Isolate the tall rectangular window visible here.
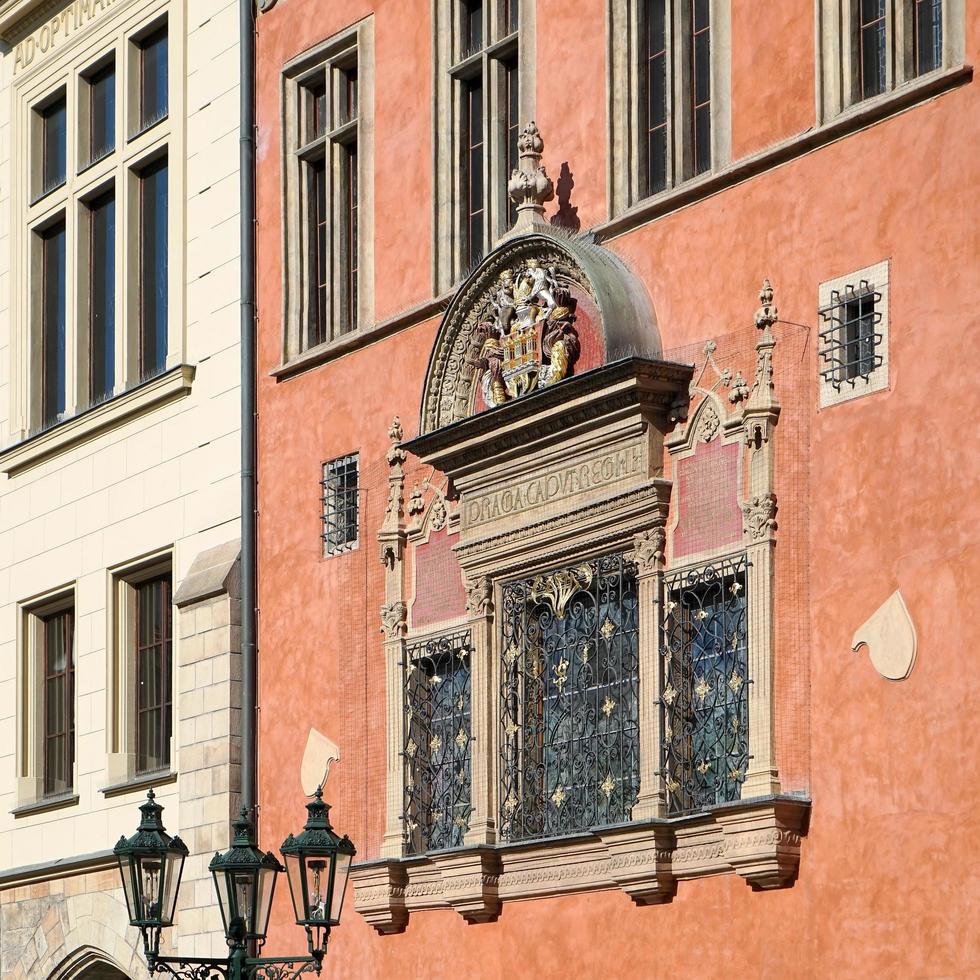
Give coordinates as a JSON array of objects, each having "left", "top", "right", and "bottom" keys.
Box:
[
  {"left": 136, "top": 574, "right": 173, "bottom": 774},
  {"left": 463, "top": 78, "right": 485, "bottom": 268},
  {"left": 643, "top": 0, "right": 668, "bottom": 195},
  {"left": 505, "top": 59, "right": 520, "bottom": 228},
  {"left": 858, "top": 0, "right": 887, "bottom": 99},
  {"left": 913, "top": 0, "right": 943, "bottom": 75},
  {"left": 43, "top": 608, "right": 75, "bottom": 797},
  {"left": 292, "top": 46, "right": 364, "bottom": 353},
  {"left": 661, "top": 556, "right": 748, "bottom": 815},
  {"left": 138, "top": 25, "right": 168, "bottom": 132},
  {"left": 89, "top": 191, "right": 116, "bottom": 404},
  {"left": 690, "top": 0, "right": 712, "bottom": 176},
  {"left": 321, "top": 453, "right": 359, "bottom": 556},
  {"left": 499, "top": 555, "right": 640, "bottom": 843},
  {"left": 41, "top": 221, "right": 67, "bottom": 428},
  {"left": 40, "top": 95, "right": 67, "bottom": 196},
  {"left": 88, "top": 61, "right": 116, "bottom": 164},
  {"left": 139, "top": 157, "right": 168, "bottom": 378}
]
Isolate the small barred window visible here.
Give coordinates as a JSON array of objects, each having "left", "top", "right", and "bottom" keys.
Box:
[
  {"left": 321, "top": 454, "right": 359, "bottom": 556},
  {"left": 499, "top": 554, "right": 640, "bottom": 843},
  {"left": 403, "top": 632, "right": 472, "bottom": 854},
  {"left": 817, "top": 261, "right": 889, "bottom": 407},
  {"left": 661, "top": 555, "right": 748, "bottom": 816}
]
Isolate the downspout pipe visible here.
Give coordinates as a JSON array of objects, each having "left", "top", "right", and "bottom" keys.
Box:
[{"left": 239, "top": 0, "right": 257, "bottom": 821}]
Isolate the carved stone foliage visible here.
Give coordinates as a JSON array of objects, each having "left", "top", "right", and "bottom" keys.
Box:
[
  {"left": 742, "top": 493, "right": 778, "bottom": 540},
  {"left": 464, "top": 575, "right": 493, "bottom": 618},
  {"left": 380, "top": 601, "right": 407, "bottom": 640},
  {"left": 632, "top": 527, "right": 665, "bottom": 573}
]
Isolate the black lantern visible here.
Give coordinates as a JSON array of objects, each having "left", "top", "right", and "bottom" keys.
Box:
[
  {"left": 209, "top": 808, "right": 284, "bottom": 945},
  {"left": 280, "top": 788, "right": 356, "bottom": 958},
  {"left": 113, "top": 789, "right": 188, "bottom": 956}
]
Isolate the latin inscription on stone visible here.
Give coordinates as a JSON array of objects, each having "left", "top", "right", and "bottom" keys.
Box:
[
  {"left": 14, "top": 0, "right": 120, "bottom": 75},
  {"left": 464, "top": 445, "right": 644, "bottom": 529}
]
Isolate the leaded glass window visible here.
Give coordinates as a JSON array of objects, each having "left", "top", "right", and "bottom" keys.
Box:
[
  {"left": 661, "top": 555, "right": 748, "bottom": 815},
  {"left": 499, "top": 555, "right": 640, "bottom": 843},
  {"left": 403, "top": 632, "right": 472, "bottom": 854}
]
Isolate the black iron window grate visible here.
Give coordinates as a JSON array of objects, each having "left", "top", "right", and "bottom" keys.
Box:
[
  {"left": 818, "top": 281, "right": 883, "bottom": 389},
  {"left": 499, "top": 554, "right": 640, "bottom": 843},
  {"left": 403, "top": 632, "right": 473, "bottom": 854},
  {"left": 661, "top": 554, "right": 749, "bottom": 816},
  {"left": 321, "top": 454, "right": 359, "bottom": 556}
]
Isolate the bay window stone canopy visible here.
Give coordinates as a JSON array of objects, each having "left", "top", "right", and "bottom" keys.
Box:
[{"left": 353, "top": 157, "right": 809, "bottom": 932}]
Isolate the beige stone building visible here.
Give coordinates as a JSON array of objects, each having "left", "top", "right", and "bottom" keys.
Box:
[{"left": 0, "top": 1, "right": 244, "bottom": 976}]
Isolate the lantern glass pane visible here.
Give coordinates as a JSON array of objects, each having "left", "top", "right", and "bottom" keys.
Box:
[
  {"left": 118, "top": 856, "right": 139, "bottom": 922},
  {"left": 306, "top": 857, "right": 331, "bottom": 923},
  {"left": 254, "top": 865, "right": 278, "bottom": 939},
  {"left": 212, "top": 869, "right": 231, "bottom": 932},
  {"left": 283, "top": 852, "right": 305, "bottom": 922},
  {"left": 159, "top": 849, "right": 184, "bottom": 924},
  {"left": 136, "top": 854, "right": 165, "bottom": 923},
  {"left": 330, "top": 852, "right": 353, "bottom": 923},
  {"left": 227, "top": 869, "right": 257, "bottom": 931}
]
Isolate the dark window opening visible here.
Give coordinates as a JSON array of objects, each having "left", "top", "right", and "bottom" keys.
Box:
[
  {"left": 690, "top": 0, "right": 711, "bottom": 176},
  {"left": 321, "top": 454, "right": 359, "bottom": 556},
  {"left": 818, "top": 282, "right": 883, "bottom": 389},
  {"left": 463, "top": 78, "right": 484, "bottom": 268},
  {"left": 462, "top": 0, "right": 483, "bottom": 55},
  {"left": 40, "top": 95, "right": 67, "bottom": 195},
  {"left": 138, "top": 157, "right": 168, "bottom": 379},
  {"left": 503, "top": 0, "right": 520, "bottom": 35},
  {"left": 644, "top": 0, "right": 668, "bottom": 195},
  {"left": 308, "top": 78, "right": 327, "bottom": 141},
  {"left": 858, "top": 0, "right": 887, "bottom": 99},
  {"left": 913, "top": 0, "right": 942, "bottom": 76},
  {"left": 341, "top": 66, "right": 358, "bottom": 125},
  {"left": 41, "top": 221, "right": 67, "bottom": 428},
  {"left": 89, "top": 191, "right": 116, "bottom": 405},
  {"left": 138, "top": 25, "right": 168, "bottom": 132},
  {"left": 505, "top": 59, "right": 520, "bottom": 228},
  {"left": 306, "top": 156, "right": 328, "bottom": 349},
  {"left": 343, "top": 145, "right": 358, "bottom": 333},
  {"left": 88, "top": 62, "right": 116, "bottom": 164},
  {"left": 136, "top": 574, "right": 173, "bottom": 775},
  {"left": 43, "top": 608, "right": 75, "bottom": 797}
]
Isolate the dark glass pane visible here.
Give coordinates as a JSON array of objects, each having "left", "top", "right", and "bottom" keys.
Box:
[
  {"left": 136, "top": 576, "right": 171, "bottom": 773},
  {"left": 506, "top": 61, "right": 519, "bottom": 227},
  {"left": 139, "top": 26, "right": 168, "bottom": 130},
  {"left": 506, "top": 0, "right": 520, "bottom": 33},
  {"left": 89, "top": 63, "right": 115, "bottom": 162},
  {"left": 861, "top": 0, "right": 884, "bottom": 20},
  {"left": 647, "top": 0, "right": 666, "bottom": 53},
  {"left": 694, "top": 106, "right": 711, "bottom": 174},
  {"left": 43, "top": 609, "right": 74, "bottom": 795},
  {"left": 463, "top": 0, "right": 483, "bottom": 52},
  {"left": 41, "top": 221, "right": 67, "bottom": 427},
  {"left": 915, "top": 0, "right": 942, "bottom": 75},
  {"left": 41, "top": 97, "right": 67, "bottom": 194},
  {"left": 89, "top": 192, "right": 115, "bottom": 404},
  {"left": 693, "top": 0, "right": 710, "bottom": 31},
  {"left": 694, "top": 30, "right": 711, "bottom": 104},
  {"left": 139, "top": 157, "right": 168, "bottom": 377},
  {"left": 648, "top": 52, "right": 666, "bottom": 128},
  {"left": 308, "top": 78, "right": 327, "bottom": 140},
  {"left": 344, "top": 144, "right": 358, "bottom": 332},
  {"left": 861, "top": 24, "right": 885, "bottom": 97},
  {"left": 465, "top": 79, "right": 484, "bottom": 265},
  {"left": 647, "top": 127, "right": 667, "bottom": 194},
  {"left": 343, "top": 67, "right": 358, "bottom": 123},
  {"left": 306, "top": 158, "right": 327, "bottom": 349}
]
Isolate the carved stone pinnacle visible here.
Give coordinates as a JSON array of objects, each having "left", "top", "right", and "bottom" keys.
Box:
[{"left": 507, "top": 121, "right": 555, "bottom": 234}]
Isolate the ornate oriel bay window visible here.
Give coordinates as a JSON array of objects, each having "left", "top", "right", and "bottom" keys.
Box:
[{"left": 353, "top": 130, "right": 808, "bottom": 932}]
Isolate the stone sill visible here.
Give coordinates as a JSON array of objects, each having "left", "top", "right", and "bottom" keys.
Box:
[
  {"left": 10, "top": 792, "right": 79, "bottom": 819},
  {"left": 595, "top": 63, "right": 973, "bottom": 243},
  {"left": 271, "top": 293, "right": 451, "bottom": 381},
  {"left": 99, "top": 768, "right": 177, "bottom": 799},
  {"left": 351, "top": 795, "right": 810, "bottom": 934},
  {"left": 0, "top": 365, "right": 195, "bottom": 477}
]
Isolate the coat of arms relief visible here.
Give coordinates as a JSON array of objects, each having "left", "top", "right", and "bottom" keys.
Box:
[{"left": 473, "top": 259, "right": 581, "bottom": 407}]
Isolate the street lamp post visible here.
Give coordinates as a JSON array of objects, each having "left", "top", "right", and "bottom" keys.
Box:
[{"left": 114, "top": 789, "right": 355, "bottom": 980}]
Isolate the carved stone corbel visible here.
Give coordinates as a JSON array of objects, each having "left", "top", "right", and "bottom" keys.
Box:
[
  {"left": 433, "top": 848, "right": 501, "bottom": 924},
  {"left": 600, "top": 825, "right": 676, "bottom": 906},
  {"left": 350, "top": 860, "right": 408, "bottom": 935},
  {"left": 715, "top": 797, "right": 809, "bottom": 891}
]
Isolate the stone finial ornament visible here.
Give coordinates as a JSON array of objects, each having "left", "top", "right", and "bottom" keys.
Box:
[
  {"left": 507, "top": 121, "right": 555, "bottom": 234},
  {"left": 852, "top": 590, "right": 917, "bottom": 680}
]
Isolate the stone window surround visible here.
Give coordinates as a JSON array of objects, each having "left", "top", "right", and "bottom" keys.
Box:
[
  {"left": 13, "top": 582, "right": 78, "bottom": 815},
  {"left": 814, "top": 0, "right": 965, "bottom": 121},
  {"left": 358, "top": 305, "right": 805, "bottom": 931},
  {"left": 279, "top": 18, "right": 375, "bottom": 366},
  {"left": 817, "top": 259, "right": 890, "bottom": 409},
  {"left": 105, "top": 546, "right": 176, "bottom": 790},
  {"left": 607, "top": 0, "right": 732, "bottom": 218},
  {"left": 432, "top": 0, "right": 537, "bottom": 293},
  {"left": 4, "top": 0, "right": 189, "bottom": 462}
]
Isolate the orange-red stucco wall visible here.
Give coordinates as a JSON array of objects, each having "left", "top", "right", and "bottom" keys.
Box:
[{"left": 253, "top": 0, "right": 980, "bottom": 975}]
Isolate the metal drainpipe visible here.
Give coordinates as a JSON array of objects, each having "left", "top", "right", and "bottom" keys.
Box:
[{"left": 239, "top": 0, "right": 257, "bottom": 823}]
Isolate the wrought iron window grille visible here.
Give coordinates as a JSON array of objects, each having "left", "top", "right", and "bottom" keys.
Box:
[
  {"left": 321, "top": 454, "right": 359, "bottom": 557},
  {"left": 403, "top": 632, "right": 473, "bottom": 855},
  {"left": 818, "top": 280, "right": 883, "bottom": 390},
  {"left": 661, "top": 554, "right": 749, "bottom": 816},
  {"left": 499, "top": 554, "right": 640, "bottom": 843}
]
